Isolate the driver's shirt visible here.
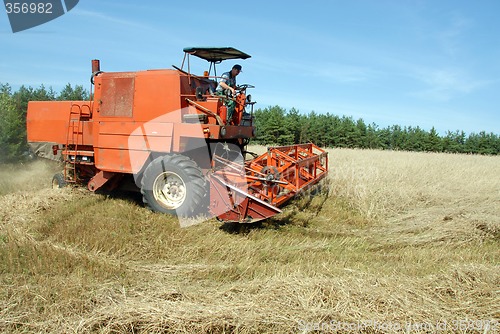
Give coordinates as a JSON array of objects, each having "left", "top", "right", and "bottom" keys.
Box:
[{"left": 216, "top": 71, "right": 236, "bottom": 93}]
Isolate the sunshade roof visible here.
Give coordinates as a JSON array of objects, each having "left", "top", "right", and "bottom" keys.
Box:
[{"left": 183, "top": 47, "right": 251, "bottom": 62}]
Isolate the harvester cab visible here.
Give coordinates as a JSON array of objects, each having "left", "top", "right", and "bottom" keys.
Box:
[
  {"left": 177, "top": 47, "right": 255, "bottom": 129},
  {"left": 26, "top": 47, "right": 328, "bottom": 226}
]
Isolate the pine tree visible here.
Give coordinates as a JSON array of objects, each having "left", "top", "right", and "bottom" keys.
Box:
[
  {"left": 58, "top": 83, "right": 89, "bottom": 101},
  {"left": 365, "top": 123, "right": 381, "bottom": 149},
  {"left": 425, "top": 127, "right": 442, "bottom": 152},
  {"left": 283, "top": 108, "right": 302, "bottom": 145},
  {"left": 253, "top": 105, "right": 290, "bottom": 145},
  {"left": 0, "top": 84, "right": 26, "bottom": 162}
]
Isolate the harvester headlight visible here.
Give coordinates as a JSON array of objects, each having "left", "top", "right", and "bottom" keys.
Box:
[{"left": 220, "top": 126, "right": 227, "bottom": 137}]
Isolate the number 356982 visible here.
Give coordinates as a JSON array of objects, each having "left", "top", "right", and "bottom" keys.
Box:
[{"left": 5, "top": 2, "right": 53, "bottom": 14}]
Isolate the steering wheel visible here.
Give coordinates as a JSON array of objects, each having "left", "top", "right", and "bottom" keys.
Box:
[
  {"left": 236, "top": 84, "right": 255, "bottom": 91},
  {"left": 225, "top": 84, "right": 255, "bottom": 99}
]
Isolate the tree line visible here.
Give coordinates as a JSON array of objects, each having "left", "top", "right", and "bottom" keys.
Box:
[
  {"left": 0, "top": 83, "right": 88, "bottom": 163},
  {"left": 0, "top": 84, "right": 498, "bottom": 164},
  {"left": 254, "top": 106, "right": 500, "bottom": 155}
]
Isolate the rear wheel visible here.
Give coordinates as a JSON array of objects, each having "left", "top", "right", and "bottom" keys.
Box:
[
  {"left": 52, "top": 173, "right": 67, "bottom": 189},
  {"left": 141, "top": 154, "right": 207, "bottom": 216}
]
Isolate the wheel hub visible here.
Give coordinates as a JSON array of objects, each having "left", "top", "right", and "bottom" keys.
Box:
[{"left": 153, "top": 172, "right": 187, "bottom": 210}]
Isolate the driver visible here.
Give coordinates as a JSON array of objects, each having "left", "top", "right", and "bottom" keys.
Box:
[{"left": 216, "top": 64, "right": 242, "bottom": 122}]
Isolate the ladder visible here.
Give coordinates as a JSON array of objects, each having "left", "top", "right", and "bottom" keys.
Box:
[{"left": 63, "top": 103, "right": 93, "bottom": 183}]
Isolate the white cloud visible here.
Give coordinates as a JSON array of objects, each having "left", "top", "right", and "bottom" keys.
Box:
[
  {"left": 312, "top": 63, "right": 374, "bottom": 83},
  {"left": 409, "top": 67, "right": 492, "bottom": 101},
  {"left": 437, "top": 13, "right": 473, "bottom": 56},
  {"left": 253, "top": 55, "right": 373, "bottom": 84},
  {"left": 72, "top": 8, "right": 154, "bottom": 31}
]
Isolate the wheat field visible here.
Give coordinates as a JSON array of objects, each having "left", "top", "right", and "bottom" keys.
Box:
[{"left": 0, "top": 147, "right": 498, "bottom": 333}]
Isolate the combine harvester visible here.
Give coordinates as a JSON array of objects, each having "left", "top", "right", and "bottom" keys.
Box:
[{"left": 27, "top": 47, "right": 328, "bottom": 224}]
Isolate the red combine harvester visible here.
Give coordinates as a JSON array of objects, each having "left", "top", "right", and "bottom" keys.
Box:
[{"left": 27, "top": 47, "right": 328, "bottom": 223}]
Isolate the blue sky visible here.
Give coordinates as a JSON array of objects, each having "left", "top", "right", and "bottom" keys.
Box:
[{"left": 1, "top": 0, "right": 499, "bottom": 135}]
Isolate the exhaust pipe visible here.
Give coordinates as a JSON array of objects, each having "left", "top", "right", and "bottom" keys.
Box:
[
  {"left": 92, "top": 59, "right": 100, "bottom": 73},
  {"left": 91, "top": 59, "right": 102, "bottom": 84}
]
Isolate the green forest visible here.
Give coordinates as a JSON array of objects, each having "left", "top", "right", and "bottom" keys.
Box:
[
  {"left": 0, "top": 83, "right": 498, "bottom": 163},
  {"left": 0, "top": 83, "right": 89, "bottom": 163},
  {"left": 253, "top": 106, "right": 500, "bottom": 155}
]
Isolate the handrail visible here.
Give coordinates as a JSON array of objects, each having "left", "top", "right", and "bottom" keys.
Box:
[{"left": 185, "top": 98, "right": 224, "bottom": 125}]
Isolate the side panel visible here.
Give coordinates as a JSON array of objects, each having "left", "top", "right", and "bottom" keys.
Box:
[
  {"left": 27, "top": 101, "right": 68, "bottom": 144},
  {"left": 132, "top": 70, "right": 182, "bottom": 122},
  {"left": 94, "top": 121, "right": 174, "bottom": 173},
  {"left": 26, "top": 101, "right": 94, "bottom": 145},
  {"left": 94, "top": 148, "right": 151, "bottom": 174},
  {"left": 92, "top": 70, "right": 182, "bottom": 174},
  {"left": 100, "top": 75, "right": 135, "bottom": 117}
]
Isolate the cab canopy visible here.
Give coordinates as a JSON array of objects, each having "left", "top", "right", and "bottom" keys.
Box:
[
  {"left": 183, "top": 47, "right": 251, "bottom": 62},
  {"left": 180, "top": 47, "right": 251, "bottom": 76}
]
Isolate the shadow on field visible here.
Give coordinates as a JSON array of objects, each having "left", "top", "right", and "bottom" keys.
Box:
[
  {"left": 219, "top": 182, "right": 332, "bottom": 235},
  {"left": 91, "top": 176, "right": 332, "bottom": 236},
  {"left": 219, "top": 221, "right": 264, "bottom": 234},
  {"left": 95, "top": 183, "right": 144, "bottom": 207},
  {"left": 218, "top": 203, "right": 320, "bottom": 235},
  {"left": 104, "top": 190, "right": 144, "bottom": 206}
]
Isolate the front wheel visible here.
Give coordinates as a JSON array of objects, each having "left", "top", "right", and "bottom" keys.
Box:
[{"left": 140, "top": 154, "right": 207, "bottom": 217}]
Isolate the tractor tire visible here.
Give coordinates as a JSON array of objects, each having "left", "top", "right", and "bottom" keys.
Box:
[
  {"left": 52, "top": 173, "right": 67, "bottom": 189},
  {"left": 140, "top": 154, "right": 207, "bottom": 217}
]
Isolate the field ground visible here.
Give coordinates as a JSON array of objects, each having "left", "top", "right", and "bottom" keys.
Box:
[{"left": 0, "top": 148, "right": 499, "bottom": 333}]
